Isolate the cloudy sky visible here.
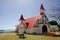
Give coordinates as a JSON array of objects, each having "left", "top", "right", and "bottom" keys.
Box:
[{"left": 0, "top": 0, "right": 60, "bottom": 30}]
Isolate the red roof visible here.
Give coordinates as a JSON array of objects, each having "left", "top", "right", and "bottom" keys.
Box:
[
  {"left": 40, "top": 4, "right": 45, "bottom": 10},
  {"left": 23, "top": 14, "right": 42, "bottom": 29}
]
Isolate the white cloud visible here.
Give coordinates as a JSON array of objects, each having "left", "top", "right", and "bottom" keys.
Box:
[{"left": 0, "top": 26, "right": 16, "bottom": 30}]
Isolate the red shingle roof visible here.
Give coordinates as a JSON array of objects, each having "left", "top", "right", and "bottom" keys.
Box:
[{"left": 23, "top": 14, "right": 42, "bottom": 29}]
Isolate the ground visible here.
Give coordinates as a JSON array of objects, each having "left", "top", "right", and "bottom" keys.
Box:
[{"left": 0, "top": 32, "right": 60, "bottom": 40}]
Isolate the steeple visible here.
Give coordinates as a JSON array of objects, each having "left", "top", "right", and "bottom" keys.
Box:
[
  {"left": 40, "top": 4, "right": 45, "bottom": 10},
  {"left": 19, "top": 14, "right": 25, "bottom": 21},
  {"left": 40, "top": 4, "right": 45, "bottom": 15}
]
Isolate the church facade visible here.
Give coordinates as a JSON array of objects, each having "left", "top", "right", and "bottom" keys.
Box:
[{"left": 16, "top": 4, "right": 50, "bottom": 34}]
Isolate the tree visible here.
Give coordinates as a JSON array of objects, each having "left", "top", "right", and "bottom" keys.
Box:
[
  {"left": 48, "top": 20, "right": 58, "bottom": 25},
  {"left": 58, "top": 24, "right": 60, "bottom": 28},
  {"left": 58, "top": 24, "right": 60, "bottom": 31}
]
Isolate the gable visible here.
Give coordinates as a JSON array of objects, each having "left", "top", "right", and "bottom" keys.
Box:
[
  {"left": 42, "top": 13, "right": 47, "bottom": 18},
  {"left": 41, "top": 13, "right": 48, "bottom": 24},
  {"left": 33, "top": 13, "right": 48, "bottom": 27}
]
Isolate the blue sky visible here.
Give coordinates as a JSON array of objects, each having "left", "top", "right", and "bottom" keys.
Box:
[{"left": 0, "top": 0, "right": 60, "bottom": 30}]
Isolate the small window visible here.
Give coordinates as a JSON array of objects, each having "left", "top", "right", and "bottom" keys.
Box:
[
  {"left": 42, "top": 15, "right": 45, "bottom": 18},
  {"left": 39, "top": 19, "right": 44, "bottom": 24},
  {"left": 45, "top": 19, "right": 47, "bottom": 24},
  {"left": 42, "top": 19, "right": 44, "bottom": 24},
  {"left": 42, "top": 14, "right": 46, "bottom": 18}
]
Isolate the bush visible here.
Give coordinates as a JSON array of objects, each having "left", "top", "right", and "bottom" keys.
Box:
[
  {"left": 48, "top": 20, "right": 58, "bottom": 25},
  {"left": 59, "top": 28, "right": 60, "bottom": 31},
  {"left": 58, "top": 24, "right": 60, "bottom": 28}
]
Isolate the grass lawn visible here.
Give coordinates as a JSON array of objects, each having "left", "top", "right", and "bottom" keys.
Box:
[{"left": 0, "top": 32, "right": 60, "bottom": 40}]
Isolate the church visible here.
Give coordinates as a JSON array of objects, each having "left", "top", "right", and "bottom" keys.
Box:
[{"left": 16, "top": 4, "right": 50, "bottom": 34}]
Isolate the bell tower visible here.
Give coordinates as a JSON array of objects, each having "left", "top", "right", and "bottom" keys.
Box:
[{"left": 40, "top": 4, "right": 45, "bottom": 15}]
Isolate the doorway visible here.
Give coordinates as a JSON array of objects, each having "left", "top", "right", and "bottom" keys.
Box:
[{"left": 42, "top": 25, "right": 47, "bottom": 34}]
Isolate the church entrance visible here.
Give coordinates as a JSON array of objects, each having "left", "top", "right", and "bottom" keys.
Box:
[{"left": 42, "top": 25, "right": 47, "bottom": 34}]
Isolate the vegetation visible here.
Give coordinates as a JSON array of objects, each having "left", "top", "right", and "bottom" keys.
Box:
[
  {"left": 58, "top": 24, "right": 60, "bottom": 31},
  {"left": 58, "top": 24, "right": 60, "bottom": 28},
  {"left": 48, "top": 20, "right": 60, "bottom": 31},
  {"left": 48, "top": 20, "right": 58, "bottom": 25},
  {"left": 0, "top": 33, "right": 60, "bottom": 40}
]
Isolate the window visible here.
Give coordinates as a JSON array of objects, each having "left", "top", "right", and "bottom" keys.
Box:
[
  {"left": 42, "top": 15, "right": 45, "bottom": 18},
  {"left": 42, "top": 19, "right": 44, "bottom": 24},
  {"left": 41, "top": 14, "right": 47, "bottom": 24},
  {"left": 45, "top": 19, "right": 47, "bottom": 24},
  {"left": 42, "top": 14, "right": 46, "bottom": 18},
  {"left": 38, "top": 19, "right": 44, "bottom": 24}
]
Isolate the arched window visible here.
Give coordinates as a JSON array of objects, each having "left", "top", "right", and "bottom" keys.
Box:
[
  {"left": 41, "top": 14, "right": 47, "bottom": 24},
  {"left": 42, "top": 19, "right": 44, "bottom": 24}
]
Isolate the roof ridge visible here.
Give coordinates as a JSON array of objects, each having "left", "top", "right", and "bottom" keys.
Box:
[{"left": 25, "top": 13, "right": 40, "bottom": 20}]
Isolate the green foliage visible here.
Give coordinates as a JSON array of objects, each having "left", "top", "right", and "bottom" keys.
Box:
[
  {"left": 58, "top": 24, "right": 60, "bottom": 28},
  {"left": 48, "top": 20, "right": 58, "bottom": 25},
  {"left": 59, "top": 28, "right": 60, "bottom": 31},
  {"left": 58, "top": 24, "right": 60, "bottom": 31}
]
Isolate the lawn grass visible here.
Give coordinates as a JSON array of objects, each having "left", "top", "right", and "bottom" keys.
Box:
[{"left": 0, "top": 32, "right": 60, "bottom": 40}]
